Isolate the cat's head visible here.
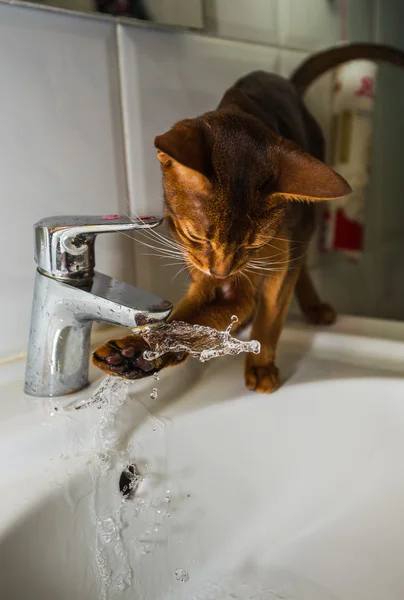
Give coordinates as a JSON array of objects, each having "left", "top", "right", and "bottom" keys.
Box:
[{"left": 155, "top": 110, "right": 350, "bottom": 279}]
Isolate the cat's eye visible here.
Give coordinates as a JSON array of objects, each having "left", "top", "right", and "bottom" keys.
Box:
[
  {"left": 184, "top": 230, "right": 207, "bottom": 244},
  {"left": 188, "top": 235, "right": 207, "bottom": 244}
]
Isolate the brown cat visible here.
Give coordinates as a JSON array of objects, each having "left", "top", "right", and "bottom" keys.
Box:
[{"left": 93, "top": 43, "right": 404, "bottom": 393}]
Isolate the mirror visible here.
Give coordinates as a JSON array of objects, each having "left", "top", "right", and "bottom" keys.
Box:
[{"left": 29, "top": 0, "right": 204, "bottom": 28}]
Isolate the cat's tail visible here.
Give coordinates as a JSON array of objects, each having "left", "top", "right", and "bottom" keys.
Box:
[{"left": 290, "top": 43, "right": 404, "bottom": 95}]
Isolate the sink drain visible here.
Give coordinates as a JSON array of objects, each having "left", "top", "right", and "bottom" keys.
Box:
[{"left": 119, "top": 463, "right": 141, "bottom": 498}]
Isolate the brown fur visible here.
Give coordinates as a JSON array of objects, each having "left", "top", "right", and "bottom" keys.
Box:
[{"left": 93, "top": 43, "right": 404, "bottom": 393}]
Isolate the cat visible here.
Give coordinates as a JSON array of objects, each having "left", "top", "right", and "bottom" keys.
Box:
[{"left": 93, "top": 43, "right": 404, "bottom": 393}]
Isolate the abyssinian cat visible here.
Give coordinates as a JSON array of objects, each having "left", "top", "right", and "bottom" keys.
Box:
[{"left": 93, "top": 43, "right": 404, "bottom": 393}]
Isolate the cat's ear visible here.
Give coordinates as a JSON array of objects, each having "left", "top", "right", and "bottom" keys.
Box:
[
  {"left": 154, "top": 121, "right": 209, "bottom": 176},
  {"left": 273, "top": 139, "right": 351, "bottom": 202}
]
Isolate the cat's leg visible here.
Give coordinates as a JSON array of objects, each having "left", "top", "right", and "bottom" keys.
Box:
[
  {"left": 93, "top": 278, "right": 256, "bottom": 379},
  {"left": 245, "top": 267, "right": 300, "bottom": 394},
  {"left": 295, "top": 263, "right": 336, "bottom": 325}
]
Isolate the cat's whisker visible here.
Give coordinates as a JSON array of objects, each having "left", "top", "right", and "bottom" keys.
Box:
[
  {"left": 129, "top": 236, "right": 184, "bottom": 257},
  {"left": 250, "top": 250, "right": 308, "bottom": 267},
  {"left": 140, "top": 251, "right": 185, "bottom": 261},
  {"left": 162, "top": 261, "right": 187, "bottom": 267},
  {"left": 138, "top": 225, "right": 186, "bottom": 252},
  {"left": 245, "top": 265, "right": 286, "bottom": 273},
  {"left": 139, "top": 251, "right": 185, "bottom": 264},
  {"left": 238, "top": 270, "right": 255, "bottom": 293},
  {"left": 252, "top": 247, "right": 291, "bottom": 261},
  {"left": 115, "top": 229, "right": 182, "bottom": 255},
  {"left": 129, "top": 211, "right": 187, "bottom": 252},
  {"left": 171, "top": 263, "right": 191, "bottom": 284},
  {"left": 129, "top": 225, "right": 184, "bottom": 253},
  {"left": 271, "top": 235, "right": 307, "bottom": 245},
  {"left": 120, "top": 210, "right": 187, "bottom": 253},
  {"left": 248, "top": 264, "right": 286, "bottom": 271}
]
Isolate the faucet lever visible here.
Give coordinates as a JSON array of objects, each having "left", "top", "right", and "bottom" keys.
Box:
[{"left": 34, "top": 214, "right": 162, "bottom": 283}]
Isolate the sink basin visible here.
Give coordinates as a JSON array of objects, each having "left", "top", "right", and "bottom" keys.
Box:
[{"left": 1, "top": 317, "right": 404, "bottom": 600}]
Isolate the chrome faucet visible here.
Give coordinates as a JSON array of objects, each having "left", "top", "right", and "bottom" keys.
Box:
[{"left": 24, "top": 215, "right": 172, "bottom": 397}]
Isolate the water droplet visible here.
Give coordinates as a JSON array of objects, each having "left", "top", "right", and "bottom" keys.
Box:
[
  {"left": 150, "top": 388, "right": 158, "bottom": 400},
  {"left": 153, "top": 372, "right": 160, "bottom": 381},
  {"left": 174, "top": 569, "right": 189, "bottom": 583},
  {"left": 225, "top": 314, "right": 239, "bottom": 334}
]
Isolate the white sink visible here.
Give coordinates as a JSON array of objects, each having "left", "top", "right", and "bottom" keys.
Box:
[{"left": 1, "top": 317, "right": 404, "bottom": 600}]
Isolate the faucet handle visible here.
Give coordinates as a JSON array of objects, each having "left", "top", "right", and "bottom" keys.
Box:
[{"left": 34, "top": 214, "right": 163, "bottom": 283}]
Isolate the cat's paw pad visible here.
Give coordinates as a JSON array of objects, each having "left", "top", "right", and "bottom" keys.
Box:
[
  {"left": 92, "top": 335, "right": 159, "bottom": 379},
  {"left": 304, "top": 302, "right": 336, "bottom": 325},
  {"left": 245, "top": 362, "right": 280, "bottom": 394}
]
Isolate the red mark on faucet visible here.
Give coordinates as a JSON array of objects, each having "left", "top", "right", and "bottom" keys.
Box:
[{"left": 102, "top": 214, "right": 121, "bottom": 220}]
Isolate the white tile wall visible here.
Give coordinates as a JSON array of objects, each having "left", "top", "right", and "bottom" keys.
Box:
[
  {"left": 276, "top": 0, "right": 340, "bottom": 50},
  {"left": 346, "top": 0, "right": 376, "bottom": 42},
  {"left": 0, "top": 3, "right": 130, "bottom": 360},
  {"left": 146, "top": 0, "right": 204, "bottom": 28},
  {"left": 204, "top": 0, "right": 278, "bottom": 46}
]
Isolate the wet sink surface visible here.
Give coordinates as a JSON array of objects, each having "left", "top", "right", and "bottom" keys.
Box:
[{"left": 1, "top": 317, "right": 404, "bottom": 600}]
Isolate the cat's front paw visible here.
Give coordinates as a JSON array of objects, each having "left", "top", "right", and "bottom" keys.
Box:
[
  {"left": 92, "top": 334, "right": 186, "bottom": 379},
  {"left": 93, "top": 335, "right": 157, "bottom": 379},
  {"left": 244, "top": 359, "right": 280, "bottom": 394}
]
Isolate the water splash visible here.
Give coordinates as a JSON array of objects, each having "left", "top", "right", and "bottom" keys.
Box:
[{"left": 140, "top": 316, "right": 260, "bottom": 363}]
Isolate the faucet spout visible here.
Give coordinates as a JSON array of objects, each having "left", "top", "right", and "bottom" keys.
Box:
[{"left": 24, "top": 271, "right": 172, "bottom": 397}]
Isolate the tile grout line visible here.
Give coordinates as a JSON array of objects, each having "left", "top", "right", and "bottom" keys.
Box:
[
  {"left": 115, "top": 22, "right": 154, "bottom": 292},
  {"left": 114, "top": 22, "right": 140, "bottom": 285},
  {"left": 115, "top": 22, "right": 133, "bottom": 214}
]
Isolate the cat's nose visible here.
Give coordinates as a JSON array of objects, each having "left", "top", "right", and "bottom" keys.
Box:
[{"left": 210, "top": 268, "right": 230, "bottom": 279}]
